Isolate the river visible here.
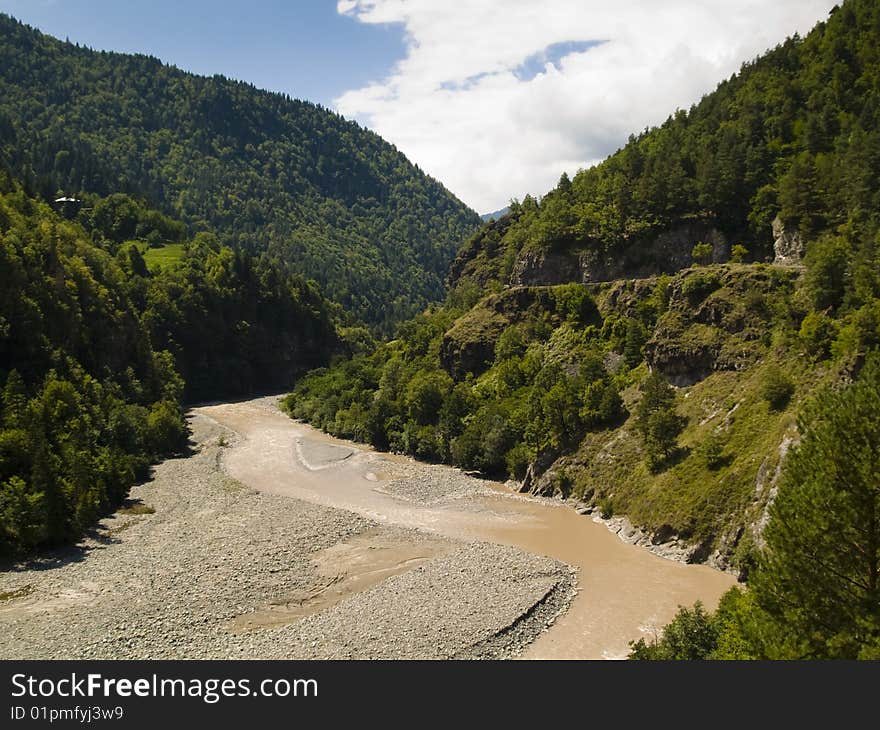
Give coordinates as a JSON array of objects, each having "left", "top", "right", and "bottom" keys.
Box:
[{"left": 196, "top": 397, "right": 736, "bottom": 660}]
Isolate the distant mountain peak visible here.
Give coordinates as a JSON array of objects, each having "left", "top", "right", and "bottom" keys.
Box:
[{"left": 480, "top": 206, "right": 510, "bottom": 222}]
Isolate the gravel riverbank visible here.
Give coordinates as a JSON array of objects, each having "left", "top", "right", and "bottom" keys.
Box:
[{"left": 0, "top": 413, "right": 574, "bottom": 660}]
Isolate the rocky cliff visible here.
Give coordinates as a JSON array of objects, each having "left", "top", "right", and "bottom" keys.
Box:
[
  {"left": 508, "top": 220, "right": 729, "bottom": 286},
  {"left": 645, "top": 265, "right": 799, "bottom": 386}
]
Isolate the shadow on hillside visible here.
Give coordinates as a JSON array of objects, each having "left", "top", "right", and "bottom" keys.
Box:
[
  {"left": 185, "top": 389, "right": 290, "bottom": 410},
  {"left": 649, "top": 445, "right": 692, "bottom": 474},
  {"left": 0, "top": 526, "right": 122, "bottom": 575}
]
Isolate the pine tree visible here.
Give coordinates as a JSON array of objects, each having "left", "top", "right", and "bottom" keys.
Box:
[
  {"left": 623, "top": 318, "right": 647, "bottom": 369},
  {"left": 635, "top": 371, "right": 686, "bottom": 470},
  {"left": 750, "top": 353, "right": 880, "bottom": 658},
  {"left": 1, "top": 370, "right": 27, "bottom": 428}
]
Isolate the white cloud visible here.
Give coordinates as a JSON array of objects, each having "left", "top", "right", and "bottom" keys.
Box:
[{"left": 334, "top": 0, "right": 839, "bottom": 213}]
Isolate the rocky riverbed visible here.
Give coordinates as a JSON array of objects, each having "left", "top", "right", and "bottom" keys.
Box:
[{"left": 0, "top": 414, "right": 575, "bottom": 660}]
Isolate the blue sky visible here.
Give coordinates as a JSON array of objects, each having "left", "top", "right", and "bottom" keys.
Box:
[
  {"left": 0, "top": 1, "right": 840, "bottom": 212},
  {"left": 0, "top": 0, "right": 407, "bottom": 105}
]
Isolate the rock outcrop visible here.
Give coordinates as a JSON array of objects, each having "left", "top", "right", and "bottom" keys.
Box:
[
  {"left": 772, "top": 215, "right": 806, "bottom": 265},
  {"left": 751, "top": 435, "right": 796, "bottom": 548},
  {"left": 438, "top": 314, "right": 504, "bottom": 381},
  {"left": 645, "top": 265, "right": 799, "bottom": 385},
  {"left": 509, "top": 247, "right": 581, "bottom": 287},
  {"left": 509, "top": 220, "right": 728, "bottom": 286},
  {"left": 439, "top": 287, "right": 561, "bottom": 380}
]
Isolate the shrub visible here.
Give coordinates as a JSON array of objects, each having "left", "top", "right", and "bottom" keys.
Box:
[
  {"left": 450, "top": 429, "right": 481, "bottom": 471},
  {"left": 798, "top": 311, "right": 837, "bottom": 358},
  {"left": 451, "top": 404, "right": 517, "bottom": 475},
  {"left": 0, "top": 476, "right": 48, "bottom": 552},
  {"left": 803, "top": 235, "right": 850, "bottom": 311},
  {"left": 760, "top": 366, "right": 795, "bottom": 410},
  {"left": 681, "top": 271, "right": 721, "bottom": 304},
  {"left": 598, "top": 495, "right": 614, "bottom": 519},
  {"left": 643, "top": 410, "right": 687, "bottom": 472},
  {"left": 580, "top": 379, "right": 625, "bottom": 429},
  {"left": 636, "top": 372, "right": 686, "bottom": 469},
  {"left": 623, "top": 318, "right": 647, "bottom": 368},
  {"left": 146, "top": 400, "right": 189, "bottom": 456},
  {"left": 697, "top": 431, "right": 726, "bottom": 470},
  {"left": 402, "top": 422, "right": 443, "bottom": 460},
  {"left": 831, "top": 300, "right": 880, "bottom": 360},
  {"left": 549, "top": 468, "right": 574, "bottom": 496},
  {"left": 554, "top": 284, "right": 600, "bottom": 326},
  {"left": 495, "top": 325, "right": 527, "bottom": 361},
  {"left": 730, "top": 244, "right": 749, "bottom": 263},
  {"left": 692, "top": 242, "right": 713, "bottom": 264},
  {"left": 405, "top": 371, "right": 451, "bottom": 426},
  {"left": 504, "top": 443, "right": 531, "bottom": 480},
  {"left": 629, "top": 602, "right": 718, "bottom": 660}
]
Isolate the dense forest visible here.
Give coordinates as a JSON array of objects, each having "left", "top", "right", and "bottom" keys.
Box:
[
  {"left": 287, "top": 0, "right": 880, "bottom": 658},
  {"left": 0, "top": 13, "right": 480, "bottom": 332},
  {"left": 0, "top": 160, "right": 340, "bottom": 554}
]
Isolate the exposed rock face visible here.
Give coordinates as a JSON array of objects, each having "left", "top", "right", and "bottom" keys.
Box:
[
  {"left": 751, "top": 435, "right": 795, "bottom": 548},
  {"left": 519, "top": 450, "right": 558, "bottom": 494},
  {"left": 645, "top": 265, "right": 799, "bottom": 385},
  {"left": 772, "top": 215, "right": 805, "bottom": 265},
  {"left": 509, "top": 221, "right": 728, "bottom": 286},
  {"left": 646, "top": 338, "right": 718, "bottom": 387},
  {"left": 509, "top": 247, "right": 581, "bottom": 286},
  {"left": 439, "top": 287, "right": 560, "bottom": 380},
  {"left": 439, "top": 329, "right": 498, "bottom": 381},
  {"left": 582, "top": 222, "right": 728, "bottom": 283}
]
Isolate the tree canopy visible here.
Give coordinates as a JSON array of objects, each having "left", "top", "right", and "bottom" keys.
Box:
[
  {"left": 0, "top": 13, "right": 480, "bottom": 332},
  {"left": 749, "top": 353, "right": 880, "bottom": 658},
  {"left": 0, "top": 173, "right": 339, "bottom": 553}
]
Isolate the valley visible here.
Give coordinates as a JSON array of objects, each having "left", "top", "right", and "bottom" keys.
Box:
[
  {"left": 0, "top": 396, "right": 733, "bottom": 660},
  {"left": 1, "top": 0, "right": 879, "bottom": 661}
]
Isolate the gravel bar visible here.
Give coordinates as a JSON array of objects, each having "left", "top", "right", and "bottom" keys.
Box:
[{"left": 0, "top": 414, "right": 574, "bottom": 659}]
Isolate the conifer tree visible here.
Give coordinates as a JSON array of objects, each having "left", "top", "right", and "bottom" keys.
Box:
[
  {"left": 635, "top": 371, "right": 686, "bottom": 470},
  {"left": 750, "top": 353, "right": 880, "bottom": 658}
]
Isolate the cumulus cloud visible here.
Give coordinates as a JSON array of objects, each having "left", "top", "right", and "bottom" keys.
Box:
[{"left": 335, "top": 0, "right": 838, "bottom": 212}]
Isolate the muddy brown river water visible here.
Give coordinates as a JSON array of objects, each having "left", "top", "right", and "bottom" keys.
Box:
[{"left": 197, "top": 398, "right": 736, "bottom": 660}]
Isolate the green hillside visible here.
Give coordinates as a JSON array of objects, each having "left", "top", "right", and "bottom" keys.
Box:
[
  {"left": 139, "top": 242, "right": 185, "bottom": 272},
  {"left": 0, "top": 14, "right": 480, "bottom": 332},
  {"left": 1, "top": 0, "right": 878, "bottom": 659},
  {"left": 284, "top": 0, "right": 880, "bottom": 659},
  {"left": 0, "top": 166, "right": 339, "bottom": 554},
  {"left": 287, "top": 0, "right": 880, "bottom": 573}
]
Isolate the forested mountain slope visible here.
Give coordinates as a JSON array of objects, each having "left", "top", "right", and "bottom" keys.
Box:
[
  {"left": 451, "top": 0, "right": 879, "bottom": 289},
  {"left": 0, "top": 162, "right": 339, "bottom": 554},
  {"left": 288, "top": 0, "right": 880, "bottom": 578},
  {"left": 0, "top": 14, "right": 480, "bottom": 331}
]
